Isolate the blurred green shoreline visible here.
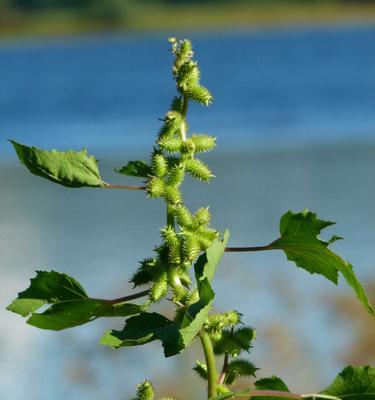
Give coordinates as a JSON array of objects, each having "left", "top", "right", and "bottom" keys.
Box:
[{"left": 1, "top": 2, "right": 375, "bottom": 40}]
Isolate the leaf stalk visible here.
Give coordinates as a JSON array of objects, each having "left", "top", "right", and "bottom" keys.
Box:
[
  {"left": 105, "top": 289, "right": 150, "bottom": 305},
  {"left": 224, "top": 244, "right": 273, "bottom": 252},
  {"left": 103, "top": 183, "right": 146, "bottom": 190}
]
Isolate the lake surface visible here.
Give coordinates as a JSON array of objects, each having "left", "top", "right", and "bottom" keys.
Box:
[{"left": 0, "top": 26, "right": 375, "bottom": 399}]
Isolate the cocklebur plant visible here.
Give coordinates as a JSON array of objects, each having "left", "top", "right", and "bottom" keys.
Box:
[{"left": 7, "top": 38, "right": 375, "bottom": 400}]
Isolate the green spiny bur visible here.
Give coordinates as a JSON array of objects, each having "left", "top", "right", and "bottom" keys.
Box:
[
  {"left": 152, "top": 153, "right": 168, "bottom": 178},
  {"left": 147, "top": 177, "right": 165, "bottom": 198},
  {"left": 185, "top": 158, "right": 213, "bottom": 181},
  {"left": 136, "top": 380, "right": 154, "bottom": 400},
  {"left": 157, "top": 136, "right": 182, "bottom": 152}
]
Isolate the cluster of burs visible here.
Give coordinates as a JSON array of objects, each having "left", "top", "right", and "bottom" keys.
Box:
[
  {"left": 132, "top": 40, "right": 257, "bottom": 399},
  {"left": 131, "top": 38, "right": 218, "bottom": 305}
]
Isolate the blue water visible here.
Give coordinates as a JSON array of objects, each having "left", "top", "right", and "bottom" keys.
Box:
[
  {"left": 1, "top": 26, "right": 375, "bottom": 154},
  {"left": 0, "top": 26, "right": 375, "bottom": 399}
]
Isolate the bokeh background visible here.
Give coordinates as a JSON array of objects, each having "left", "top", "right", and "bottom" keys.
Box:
[{"left": 1, "top": 1, "right": 375, "bottom": 399}]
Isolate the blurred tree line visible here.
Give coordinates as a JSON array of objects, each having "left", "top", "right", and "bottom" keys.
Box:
[
  {"left": 1, "top": 0, "right": 374, "bottom": 38},
  {"left": 1, "top": 0, "right": 375, "bottom": 11}
]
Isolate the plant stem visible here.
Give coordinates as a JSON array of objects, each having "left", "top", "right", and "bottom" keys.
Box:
[
  {"left": 225, "top": 244, "right": 272, "bottom": 252},
  {"left": 104, "top": 183, "right": 146, "bottom": 190},
  {"left": 249, "top": 390, "right": 302, "bottom": 399},
  {"left": 105, "top": 289, "right": 150, "bottom": 305},
  {"left": 198, "top": 331, "right": 218, "bottom": 399},
  {"left": 167, "top": 203, "right": 175, "bottom": 227},
  {"left": 182, "top": 93, "right": 189, "bottom": 117},
  {"left": 180, "top": 94, "right": 188, "bottom": 141},
  {"left": 218, "top": 352, "right": 229, "bottom": 385}
]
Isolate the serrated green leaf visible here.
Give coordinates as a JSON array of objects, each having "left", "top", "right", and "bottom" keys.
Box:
[
  {"left": 10, "top": 140, "right": 104, "bottom": 188},
  {"left": 251, "top": 376, "right": 301, "bottom": 400},
  {"left": 116, "top": 160, "right": 152, "bottom": 178},
  {"left": 321, "top": 365, "right": 375, "bottom": 399},
  {"left": 27, "top": 300, "right": 141, "bottom": 330},
  {"left": 7, "top": 270, "right": 87, "bottom": 316},
  {"left": 101, "top": 278, "right": 214, "bottom": 357},
  {"left": 255, "top": 376, "right": 290, "bottom": 391},
  {"left": 100, "top": 312, "right": 176, "bottom": 348},
  {"left": 270, "top": 210, "right": 375, "bottom": 316},
  {"left": 7, "top": 271, "right": 142, "bottom": 330},
  {"left": 250, "top": 376, "right": 300, "bottom": 400},
  {"left": 7, "top": 299, "right": 47, "bottom": 317},
  {"left": 195, "top": 230, "right": 229, "bottom": 283},
  {"left": 178, "top": 278, "right": 214, "bottom": 351}
]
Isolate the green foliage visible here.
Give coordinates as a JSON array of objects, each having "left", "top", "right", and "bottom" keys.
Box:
[
  {"left": 101, "top": 277, "right": 215, "bottom": 358},
  {"left": 321, "top": 365, "right": 375, "bottom": 399},
  {"left": 100, "top": 312, "right": 174, "bottom": 349},
  {"left": 7, "top": 37, "right": 375, "bottom": 400},
  {"left": 251, "top": 376, "right": 294, "bottom": 400},
  {"left": 11, "top": 140, "right": 105, "bottom": 188},
  {"left": 270, "top": 210, "right": 375, "bottom": 316},
  {"left": 7, "top": 271, "right": 142, "bottom": 330},
  {"left": 194, "top": 230, "right": 229, "bottom": 283},
  {"left": 116, "top": 160, "right": 152, "bottom": 178},
  {"left": 254, "top": 376, "right": 290, "bottom": 391},
  {"left": 213, "top": 368, "right": 375, "bottom": 399}
]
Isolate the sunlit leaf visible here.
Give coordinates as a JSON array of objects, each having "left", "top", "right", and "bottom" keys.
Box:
[
  {"left": 101, "top": 277, "right": 215, "bottom": 358},
  {"left": 10, "top": 140, "right": 105, "bottom": 188},
  {"left": 7, "top": 271, "right": 142, "bottom": 330},
  {"left": 100, "top": 312, "right": 174, "bottom": 348},
  {"left": 116, "top": 160, "right": 152, "bottom": 178},
  {"left": 270, "top": 210, "right": 375, "bottom": 316},
  {"left": 321, "top": 365, "right": 375, "bottom": 400},
  {"left": 254, "top": 376, "right": 290, "bottom": 391},
  {"left": 194, "top": 230, "right": 229, "bottom": 283}
]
